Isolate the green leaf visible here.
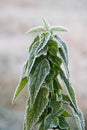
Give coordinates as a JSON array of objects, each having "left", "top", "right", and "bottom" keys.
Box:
[
  {"left": 48, "top": 38, "right": 58, "bottom": 56},
  {"left": 42, "top": 18, "right": 50, "bottom": 31},
  {"left": 29, "top": 58, "right": 50, "bottom": 106},
  {"left": 50, "top": 99, "right": 62, "bottom": 114},
  {"left": 46, "top": 68, "right": 55, "bottom": 82},
  {"left": 59, "top": 47, "right": 67, "bottom": 66},
  {"left": 53, "top": 78, "right": 62, "bottom": 93},
  {"left": 59, "top": 70, "right": 77, "bottom": 110},
  {"left": 37, "top": 33, "right": 50, "bottom": 52},
  {"left": 61, "top": 110, "right": 72, "bottom": 118},
  {"left": 48, "top": 55, "right": 62, "bottom": 67},
  {"left": 62, "top": 94, "right": 70, "bottom": 103},
  {"left": 59, "top": 117, "right": 69, "bottom": 129},
  {"left": 27, "top": 26, "right": 45, "bottom": 33},
  {"left": 29, "top": 35, "right": 39, "bottom": 52},
  {"left": 36, "top": 107, "right": 48, "bottom": 124},
  {"left": 37, "top": 44, "right": 48, "bottom": 57},
  {"left": 75, "top": 111, "right": 85, "bottom": 130},
  {"left": 56, "top": 109, "right": 65, "bottom": 117},
  {"left": 44, "top": 114, "right": 59, "bottom": 129},
  {"left": 27, "top": 32, "right": 50, "bottom": 76},
  {"left": 60, "top": 70, "right": 85, "bottom": 130},
  {"left": 52, "top": 35, "right": 69, "bottom": 78},
  {"left": 21, "top": 60, "right": 28, "bottom": 78},
  {"left": 12, "top": 77, "right": 28, "bottom": 102},
  {"left": 26, "top": 87, "right": 49, "bottom": 130},
  {"left": 45, "top": 80, "right": 53, "bottom": 91},
  {"left": 51, "top": 26, "right": 68, "bottom": 32},
  {"left": 12, "top": 59, "right": 29, "bottom": 102},
  {"left": 59, "top": 47, "right": 69, "bottom": 78},
  {"left": 39, "top": 122, "right": 45, "bottom": 130},
  {"left": 53, "top": 35, "right": 68, "bottom": 66}
]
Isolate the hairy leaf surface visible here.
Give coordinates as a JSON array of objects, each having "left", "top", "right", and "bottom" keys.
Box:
[
  {"left": 12, "top": 77, "right": 28, "bottom": 102},
  {"left": 48, "top": 55, "right": 62, "bottom": 67},
  {"left": 50, "top": 26, "right": 68, "bottom": 32},
  {"left": 29, "top": 58, "right": 50, "bottom": 106},
  {"left": 26, "top": 87, "right": 49, "bottom": 130},
  {"left": 27, "top": 32, "right": 50, "bottom": 76},
  {"left": 48, "top": 39, "right": 58, "bottom": 56},
  {"left": 12, "top": 60, "right": 28, "bottom": 102},
  {"left": 62, "top": 94, "right": 71, "bottom": 103},
  {"left": 44, "top": 114, "right": 59, "bottom": 129},
  {"left": 53, "top": 35, "right": 68, "bottom": 66},
  {"left": 52, "top": 35, "right": 69, "bottom": 78},
  {"left": 60, "top": 71, "right": 77, "bottom": 110},
  {"left": 60, "top": 70, "right": 85, "bottom": 130},
  {"left": 59, "top": 117, "right": 69, "bottom": 129},
  {"left": 50, "top": 99, "right": 62, "bottom": 114},
  {"left": 61, "top": 110, "right": 72, "bottom": 118},
  {"left": 27, "top": 26, "right": 45, "bottom": 33}
]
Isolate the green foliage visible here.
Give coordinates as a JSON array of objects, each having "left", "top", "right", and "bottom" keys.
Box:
[
  {"left": 13, "top": 19, "right": 85, "bottom": 130},
  {"left": 26, "top": 87, "right": 49, "bottom": 130}
]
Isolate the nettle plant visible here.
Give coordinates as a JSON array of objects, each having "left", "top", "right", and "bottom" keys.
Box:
[{"left": 13, "top": 19, "right": 85, "bottom": 130}]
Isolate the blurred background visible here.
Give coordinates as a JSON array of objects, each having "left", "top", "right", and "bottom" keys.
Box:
[{"left": 0, "top": 0, "right": 87, "bottom": 130}]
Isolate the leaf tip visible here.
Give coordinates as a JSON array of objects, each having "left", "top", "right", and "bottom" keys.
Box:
[{"left": 42, "top": 18, "right": 50, "bottom": 30}]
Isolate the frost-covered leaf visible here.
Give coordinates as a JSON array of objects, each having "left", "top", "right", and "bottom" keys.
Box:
[
  {"left": 39, "top": 122, "right": 45, "bottom": 130},
  {"left": 50, "top": 99, "right": 62, "bottom": 114},
  {"left": 59, "top": 116, "right": 69, "bottom": 129},
  {"left": 56, "top": 109, "right": 65, "bottom": 117},
  {"left": 52, "top": 35, "right": 69, "bottom": 78},
  {"left": 62, "top": 94, "right": 70, "bottom": 103},
  {"left": 75, "top": 111, "right": 85, "bottom": 130},
  {"left": 36, "top": 106, "right": 48, "bottom": 125},
  {"left": 27, "top": 26, "right": 45, "bottom": 33},
  {"left": 48, "top": 55, "right": 62, "bottom": 67},
  {"left": 37, "top": 44, "right": 48, "bottom": 57},
  {"left": 59, "top": 70, "right": 85, "bottom": 130},
  {"left": 53, "top": 35, "right": 68, "bottom": 66},
  {"left": 27, "top": 32, "right": 50, "bottom": 76},
  {"left": 42, "top": 18, "right": 50, "bottom": 31},
  {"left": 59, "top": 47, "right": 67, "bottom": 66},
  {"left": 60, "top": 70, "right": 77, "bottom": 111},
  {"left": 45, "top": 80, "right": 53, "bottom": 91},
  {"left": 61, "top": 110, "right": 72, "bottom": 118},
  {"left": 46, "top": 68, "right": 55, "bottom": 82},
  {"left": 59, "top": 47, "right": 69, "bottom": 78},
  {"left": 12, "top": 77, "right": 28, "bottom": 102},
  {"left": 29, "top": 36, "right": 39, "bottom": 52},
  {"left": 26, "top": 87, "right": 49, "bottom": 130},
  {"left": 44, "top": 114, "right": 59, "bottom": 129},
  {"left": 51, "top": 26, "right": 68, "bottom": 32},
  {"left": 21, "top": 60, "right": 28, "bottom": 78},
  {"left": 12, "top": 60, "right": 28, "bottom": 102},
  {"left": 48, "top": 38, "right": 58, "bottom": 56},
  {"left": 29, "top": 58, "right": 50, "bottom": 106},
  {"left": 53, "top": 78, "right": 62, "bottom": 93}
]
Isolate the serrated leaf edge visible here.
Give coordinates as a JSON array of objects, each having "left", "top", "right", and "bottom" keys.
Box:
[
  {"left": 26, "top": 87, "right": 49, "bottom": 130},
  {"left": 30, "top": 59, "right": 50, "bottom": 107},
  {"left": 28, "top": 32, "right": 51, "bottom": 76}
]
